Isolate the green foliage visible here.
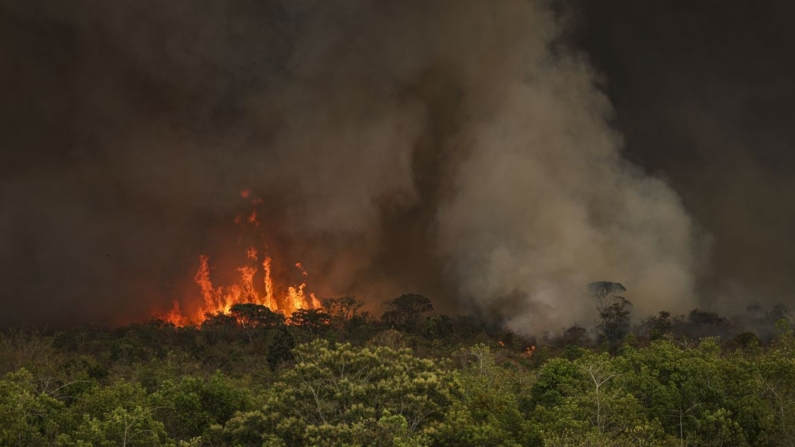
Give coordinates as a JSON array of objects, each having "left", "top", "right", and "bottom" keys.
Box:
[
  {"left": 252, "top": 339, "right": 459, "bottom": 446},
  {"left": 267, "top": 327, "right": 296, "bottom": 371},
  {"left": 433, "top": 344, "right": 540, "bottom": 446},
  {"left": 587, "top": 281, "right": 632, "bottom": 346},
  {"left": 66, "top": 405, "right": 169, "bottom": 447},
  {"left": 641, "top": 311, "right": 674, "bottom": 341},
  {"left": 0, "top": 369, "right": 65, "bottom": 447},
  {"left": 599, "top": 297, "right": 633, "bottom": 346},
  {"left": 150, "top": 372, "right": 254, "bottom": 441},
  {"left": 2, "top": 304, "right": 795, "bottom": 446}
]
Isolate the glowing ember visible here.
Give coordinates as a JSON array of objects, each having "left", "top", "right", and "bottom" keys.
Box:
[
  {"left": 159, "top": 190, "right": 320, "bottom": 326},
  {"left": 248, "top": 211, "right": 259, "bottom": 226}
]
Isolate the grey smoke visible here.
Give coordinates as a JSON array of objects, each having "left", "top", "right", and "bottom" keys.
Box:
[
  {"left": 0, "top": 0, "right": 703, "bottom": 330},
  {"left": 563, "top": 0, "right": 795, "bottom": 317}
]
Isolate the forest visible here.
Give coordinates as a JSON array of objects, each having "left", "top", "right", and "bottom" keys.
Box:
[{"left": 2, "top": 287, "right": 795, "bottom": 447}]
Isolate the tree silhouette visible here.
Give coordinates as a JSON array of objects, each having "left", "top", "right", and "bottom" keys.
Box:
[
  {"left": 588, "top": 281, "right": 631, "bottom": 345},
  {"left": 381, "top": 294, "right": 434, "bottom": 331}
]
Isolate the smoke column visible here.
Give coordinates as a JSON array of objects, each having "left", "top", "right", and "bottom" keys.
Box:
[
  {"left": 562, "top": 0, "right": 795, "bottom": 316},
  {"left": 0, "top": 0, "right": 703, "bottom": 330}
]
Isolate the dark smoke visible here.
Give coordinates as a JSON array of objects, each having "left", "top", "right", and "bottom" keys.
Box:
[
  {"left": 562, "top": 0, "right": 795, "bottom": 315},
  {"left": 0, "top": 0, "right": 731, "bottom": 331}
]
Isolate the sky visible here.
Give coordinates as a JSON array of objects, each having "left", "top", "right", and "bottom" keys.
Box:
[
  {"left": 1, "top": 0, "right": 793, "bottom": 329},
  {"left": 564, "top": 0, "right": 795, "bottom": 312}
]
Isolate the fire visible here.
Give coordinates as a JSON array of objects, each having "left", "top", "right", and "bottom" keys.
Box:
[
  {"left": 159, "top": 190, "right": 320, "bottom": 326},
  {"left": 248, "top": 211, "right": 259, "bottom": 226},
  {"left": 263, "top": 256, "right": 275, "bottom": 309},
  {"left": 523, "top": 345, "right": 537, "bottom": 357}
]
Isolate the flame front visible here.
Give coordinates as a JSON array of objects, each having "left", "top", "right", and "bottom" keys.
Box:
[{"left": 160, "top": 191, "right": 320, "bottom": 326}]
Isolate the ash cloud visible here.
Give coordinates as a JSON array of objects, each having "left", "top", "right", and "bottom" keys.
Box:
[{"left": 0, "top": 0, "right": 703, "bottom": 330}]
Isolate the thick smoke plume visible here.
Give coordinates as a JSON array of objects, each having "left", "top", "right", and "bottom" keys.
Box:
[
  {"left": 561, "top": 0, "right": 795, "bottom": 316},
  {"left": 0, "top": 0, "right": 702, "bottom": 331}
]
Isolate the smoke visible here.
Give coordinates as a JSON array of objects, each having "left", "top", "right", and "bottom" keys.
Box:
[
  {"left": 0, "top": 0, "right": 703, "bottom": 330},
  {"left": 562, "top": 0, "right": 795, "bottom": 316}
]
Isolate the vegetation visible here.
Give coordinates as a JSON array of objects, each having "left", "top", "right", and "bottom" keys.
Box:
[{"left": 2, "top": 291, "right": 795, "bottom": 446}]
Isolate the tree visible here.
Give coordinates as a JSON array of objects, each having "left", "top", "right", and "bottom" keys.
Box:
[
  {"left": 381, "top": 294, "right": 433, "bottom": 331},
  {"left": 599, "top": 297, "right": 633, "bottom": 346},
  {"left": 257, "top": 340, "right": 459, "bottom": 446},
  {"left": 587, "top": 281, "right": 627, "bottom": 314},
  {"left": 0, "top": 369, "right": 65, "bottom": 447},
  {"left": 229, "top": 304, "right": 286, "bottom": 342},
  {"left": 150, "top": 372, "right": 254, "bottom": 442},
  {"left": 641, "top": 311, "right": 674, "bottom": 341},
  {"left": 267, "top": 327, "right": 296, "bottom": 371},
  {"left": 758, "top": 321, "right": 795, "bottom": 446},
  {"left": 531, "top": 353, "right": 668, "bottom": 446},
  {"left": 68, "top": 405, "right": 169, "bottom": 447},
  {"left": 320, "top": 297, "right": 364, "bottom": 332},
  {"left": 60, "top": 380, "right": 170, "bottom": 447},
  {"left": 0, "top": 327, "right": 57, "bottom": 374},
  {"left": 618, "top": 339, "right": 767, "bottom": 446},
  {"left": 422, "top": 315, "right": 455, "bottom": 342},
  {"left": 433, "top": 345, "right": 539, "bottom": 446},
  {"left": 230, "top": 304, "right": 285, "bottom": 328},
  {"left": 588, "top": 281, "right": 632, "bottom": 345},
  {"left": 289, "top": 309, "right": 331, "bottom": 338},
  {"left": 559, "top": 325, "right": 590, "bottom": 348}
]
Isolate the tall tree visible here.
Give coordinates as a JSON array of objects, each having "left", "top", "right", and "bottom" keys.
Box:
[
  {"left": 587, "top": 281, "right": 627, "bottom": 314},
  {"left": 381, "top": 294, "right": 434, "bottom": 331},
  {"left": 289, "top": 309, "right": 331, "bottom": 338},
  {"left": 599, "top": 297, "right": 633, "bottom": 346},
  {"left": 588, "top": 282, "right": 632, "bottom": 345},
  {"left": 229, "top": 304, "right": 285, "bottom": 342},
  {"left": 254, "top": 340, "right": 458, "bottom": 446},
  {"left": 320, "top": 297, "right": 364, "bottom": 332}
]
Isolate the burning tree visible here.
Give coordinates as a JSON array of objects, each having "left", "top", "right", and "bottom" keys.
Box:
[{"left": 160, "top": 190, "right": 322, "bottom": 326}]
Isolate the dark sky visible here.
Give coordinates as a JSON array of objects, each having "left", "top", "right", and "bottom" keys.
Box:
[
  {"left": 564, "top": 0, "right": 795, "bottom": 310},
  {"left": 1, "top": 0, "right": 794, "bottom": 327}
]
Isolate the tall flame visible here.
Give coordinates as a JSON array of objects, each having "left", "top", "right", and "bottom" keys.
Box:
[
  {"left": 263, "top": 256, "right": 275, "bottom": 309},
  {"left": 159, "top": 190, "right": 320, "bottom": 326}
]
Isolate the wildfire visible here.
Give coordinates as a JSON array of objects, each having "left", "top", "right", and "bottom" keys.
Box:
[
  {"left": 248, "top": 211, "right": 259, "bottom": 226},
  {"left": 160, "top": 190, "right": 320, "bottom": 326}
]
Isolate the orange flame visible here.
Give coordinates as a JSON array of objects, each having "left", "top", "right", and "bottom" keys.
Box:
[
  {"left": 158, "top": 190, "right": 320, "bottom": 326},
  {"left": 263, "top": 256, "right": 275, "bottom": 309},
  {"left": 248, "top": 211, "right": 259, "bottom": 226},
  {"left": 287, "top": 263, "right": 310, "bottom": 313}
]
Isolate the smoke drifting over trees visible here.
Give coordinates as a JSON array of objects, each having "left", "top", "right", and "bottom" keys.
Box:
[
  {"left": 563, "top": 0, "right": 795, "bottom": 313},
  {"left": 5, "top": 0, "right": 783, "bottom": 331}
]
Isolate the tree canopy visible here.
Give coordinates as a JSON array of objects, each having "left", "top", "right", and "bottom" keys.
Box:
[{"left": 2, "top": 294, "right": 795, "bottom": 446}]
